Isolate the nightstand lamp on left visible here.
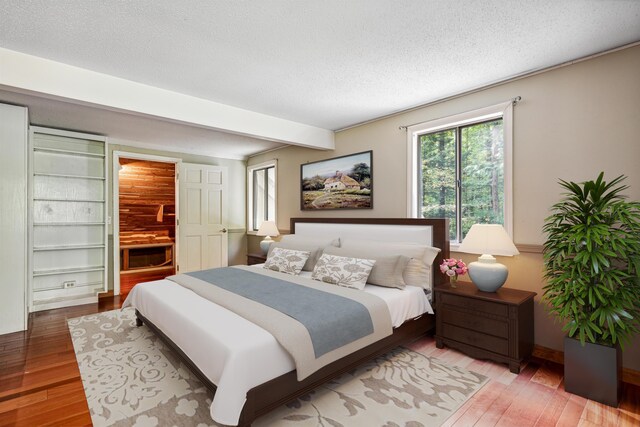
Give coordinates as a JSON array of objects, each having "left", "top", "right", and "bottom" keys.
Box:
[
  {"left": 458, "top": 224, "right": 519, "bottom": 292},
  {"left": 257, "top": 221, "right": 280, "bottom": 255}
]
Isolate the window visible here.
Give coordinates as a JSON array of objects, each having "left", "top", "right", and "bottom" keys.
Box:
[
  {"left": 407, "top": 102, "right": 513, "bottom": 246},
  {"left": 248, "top": 160, "right": 277, "bottom": 233}
]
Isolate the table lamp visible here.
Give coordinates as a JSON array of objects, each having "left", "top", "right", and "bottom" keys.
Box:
[
  {"left": 457, "top": 224, "right": 519, "bottom": 292},
  {"left": 257, "top": 221, "right": 279, "bottom": 255}
]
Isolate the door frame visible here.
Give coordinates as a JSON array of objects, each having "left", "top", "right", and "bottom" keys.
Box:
[{"left": 112, "top": 151, "right": 182, "bottom": 296}]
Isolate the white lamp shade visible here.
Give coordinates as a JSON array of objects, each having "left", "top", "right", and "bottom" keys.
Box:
[
  {"left": 457, "top": 224, "right": 518, "bottom": 292},
  {"left": 256, "top": 220, "right": 279, "bottom": 237},
  {"left": 457, "top": 224, "right": 519, "bottom": 256}
]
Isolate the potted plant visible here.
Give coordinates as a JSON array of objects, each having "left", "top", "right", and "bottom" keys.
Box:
[{"left": 542, "top": 172, "right": 640, "bottom": 407}]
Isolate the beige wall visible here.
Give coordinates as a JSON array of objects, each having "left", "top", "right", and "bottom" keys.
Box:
[
  {"left": 107, "top": 142, "right": 247, "bottom": 291},
  {"left": 249, "top": 45, "right": 640, "bottom": 370}
]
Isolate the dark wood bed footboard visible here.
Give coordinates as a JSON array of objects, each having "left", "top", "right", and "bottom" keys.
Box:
[
  {"left": 135, "top": 309, "right": 434, "bottom": 427},
  {"left": 135, "top": 310, "right": 220, "bottom": 394}
]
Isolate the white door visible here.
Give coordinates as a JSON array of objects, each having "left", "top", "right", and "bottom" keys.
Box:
[{"left": 178, "top": 163, "right": 228, "bottom": 273}]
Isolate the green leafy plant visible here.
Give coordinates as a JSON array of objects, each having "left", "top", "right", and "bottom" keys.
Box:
[{"left": 542, "top": 172, "right": 640, "bottom": 348}]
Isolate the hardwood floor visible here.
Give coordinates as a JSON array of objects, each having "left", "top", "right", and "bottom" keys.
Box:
[
  {"left": 0, "top": 298, "right": 119, "bottom": 427},
  {"left": 0, "top": 300, "right": 638, "bottom": 426},
  {"left": 406, "top": 339, "right": 640, "bottom": 427}
]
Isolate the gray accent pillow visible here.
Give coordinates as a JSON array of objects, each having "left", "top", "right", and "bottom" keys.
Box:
[
  {"left": 311, "top": 253, "right": 375, "bottom": 290},
  {"left": 263, "top": 247, "right": 311, "bottom": 275},
  {"left": 268, "top": 235, "right": 340, "bottom": 271},
  {"left": 339, "top": 240, "right": 441, "bottom": 289},
  {"left": 323, "top": 245, "right": 410, "bottom": 289}
]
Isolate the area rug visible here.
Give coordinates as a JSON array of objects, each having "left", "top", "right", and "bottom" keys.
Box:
[{"left": 69, "top": 308, "right": 487, "bottom": 427}]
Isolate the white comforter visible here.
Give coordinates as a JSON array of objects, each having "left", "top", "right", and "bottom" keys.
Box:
[{"left": 123, "top": 272, "right": 433, "bottom": 425}]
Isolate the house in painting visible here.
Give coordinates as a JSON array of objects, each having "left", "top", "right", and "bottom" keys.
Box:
[{"left": 324, "top": 171, "right": 360, "bottom": 191}]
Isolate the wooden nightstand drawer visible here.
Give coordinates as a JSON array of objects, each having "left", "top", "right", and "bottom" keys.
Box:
[
  {"left": 434, "top": 282, "right": 536, "bottom": 374},
  {"left": 441, "top": 309, "right": 509, "bottom": 338},
  {"left": 440, "top": 293, "right": 508, "bottom": 317},
  {"left": 442, "top": 324, "right": 509, "bottom": 355},
  {"left": 247, "top": 253, "right": 267, "bottom": 265}
]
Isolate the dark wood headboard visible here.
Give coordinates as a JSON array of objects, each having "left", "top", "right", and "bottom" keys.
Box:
[{"left": 289, "top": 217, "right": 450, "bottom": 287}]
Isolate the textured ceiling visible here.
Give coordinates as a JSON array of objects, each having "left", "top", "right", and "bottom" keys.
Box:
[{"left": 1, "top": 1, "right": 639, "bottom": 135}]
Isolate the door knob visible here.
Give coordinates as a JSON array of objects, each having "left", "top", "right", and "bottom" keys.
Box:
[{"left": 221, "top": 228, "right": 228, "bottom": 233}]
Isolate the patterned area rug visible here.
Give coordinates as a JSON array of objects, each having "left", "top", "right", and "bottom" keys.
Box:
[{"left": 69, "top": 308, "right": 487, "bottom": 427}]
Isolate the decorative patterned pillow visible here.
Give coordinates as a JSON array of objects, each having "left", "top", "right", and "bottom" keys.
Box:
[
  {"left": 268, "top": 235, "right": 340, "bottom": 271},
  {"left": 263, "top": 248, "right": 311, "bottom": 275},
  {"left": 323, "top": 246, "right": 410, "bottom": 289},
  {"left": 311, "top": 254, "right": 376, "bottom": 290}
]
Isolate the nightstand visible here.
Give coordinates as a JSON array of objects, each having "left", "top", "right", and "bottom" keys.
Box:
[
  {"left": 247, "top": 253, "right": 267, "bottom": 265},
  {"left": 434, "top": 281, "right": 536, "bottom": 374}
]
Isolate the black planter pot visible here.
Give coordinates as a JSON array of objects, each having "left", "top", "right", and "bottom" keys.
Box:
[{"left": 563, "top": 336, "right": 622, "bottom": 407}]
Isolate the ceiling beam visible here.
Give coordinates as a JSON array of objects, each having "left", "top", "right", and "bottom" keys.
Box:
[{"left": 0, "top": 48, "right": 334, "bottom": 150}]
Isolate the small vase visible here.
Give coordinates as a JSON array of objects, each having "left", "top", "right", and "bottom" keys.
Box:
[{"left": 450, "top": 274, "right": 458, "bottom": 287}]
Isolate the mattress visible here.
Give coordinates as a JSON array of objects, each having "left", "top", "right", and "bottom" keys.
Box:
[{"left": 122, "top": 270, "right": 433, "bottom": 425}]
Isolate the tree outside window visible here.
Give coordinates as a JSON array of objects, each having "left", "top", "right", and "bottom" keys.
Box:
[{"left": 419, "top": 118, "right": 504, "bottom": 242}]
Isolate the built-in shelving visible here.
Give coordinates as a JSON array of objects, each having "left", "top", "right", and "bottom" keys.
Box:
[{"left": 29, "top": 126, "right": 108, "bottom": 312}]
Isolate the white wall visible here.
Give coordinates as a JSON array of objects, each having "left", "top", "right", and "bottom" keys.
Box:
[
  {"left": 248, "top": 45, "right": 640, "bottom": 370},
  {"left": 0, "top": 103, "right": 28, "bottom": 334}
]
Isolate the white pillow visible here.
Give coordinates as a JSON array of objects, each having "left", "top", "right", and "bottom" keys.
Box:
[
  {"left": 268, "top": 235, "right": 340, "bottom": 271},
  {"left": 263, "top": 247, "right": 310, "bottom": 275},
  {"left": 339, "top": 240, "right": 441, "bottom": 289},
  {"left": 311, "top": 253, "right": 375, "bottom": 290},
  {"left": 322, "top": 246, "right": 409, "bottom": 289}
]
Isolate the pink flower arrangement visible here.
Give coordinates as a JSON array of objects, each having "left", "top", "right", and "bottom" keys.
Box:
[{"left": 439, "top": 258, "right": 468, "bottom": 283}]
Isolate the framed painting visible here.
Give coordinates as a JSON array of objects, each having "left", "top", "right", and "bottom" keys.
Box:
[{"left": 301, "top": 150, "right": 372, "bottom": 210}]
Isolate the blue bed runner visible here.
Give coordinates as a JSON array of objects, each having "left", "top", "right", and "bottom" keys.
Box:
[{"left": 187, "top": 267, "right": 374, "bottom": 357}]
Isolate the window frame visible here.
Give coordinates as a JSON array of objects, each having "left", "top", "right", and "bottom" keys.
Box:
[
  {"left": 406, "top": 101, "right": 514, "bottom": 249},
  {"left": 247, "top": 159, "right": 277, "bottom": 235}
]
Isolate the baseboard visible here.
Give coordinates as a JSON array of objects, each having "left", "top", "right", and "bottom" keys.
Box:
[
  {"left": 31, "top": 294, "right": 98, "bottom": 312},
  {"left": 98, "top": 290, "right": 114, "bottom": 300},
  {"left": 532, "top": 345, "right": 564, "bottom": 364},
  {"left": 533, "top": 344, "right": 640, "bottom": 386}
]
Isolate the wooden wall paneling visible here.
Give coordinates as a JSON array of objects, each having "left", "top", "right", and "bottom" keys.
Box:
[
  {"left": 118, "top": 159, "right": 176, "bottom": 295},
  {"left": 118, "top": 159, "right": 176, "bottom": 238},
  {"left": 119, "top": 268, "right": 176, "bottom": 297}
]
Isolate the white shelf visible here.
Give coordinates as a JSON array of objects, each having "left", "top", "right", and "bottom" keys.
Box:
[
  {"left": 35, "top": 280, "right": 104, "bottom": 292},
  {"left": 34, "top": 197, "right": 105, "bottom": 203},
  {"left": 33, "top": 266, "right": 105, "bottom": 277},
  {"left": 34, "top": 172, "right": 105, "bottom": 181},
  {"left": 33, "top": 222, "right": 105, "bottom": 226},
  {"left": 34, "top": 146, "right": 105, "bottom": 158},
  {"left": 33, "top": 244, "right": 105, "bottom": 251}
]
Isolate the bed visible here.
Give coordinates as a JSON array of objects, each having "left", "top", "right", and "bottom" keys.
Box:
[{"left": 123, "top": 217, "right": 449, "bottom": 426}]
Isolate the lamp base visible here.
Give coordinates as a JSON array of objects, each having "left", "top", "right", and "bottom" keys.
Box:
[
  {"left": 259, "top": 236, "right": 274, "bottom": 255},
  {"left": 468, "top": 254, "right": 508, "bottom": 292}
]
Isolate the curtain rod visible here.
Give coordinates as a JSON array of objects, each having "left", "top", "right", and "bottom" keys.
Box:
[{"left": 398, "top": 96, "right": 521, "bottom": 131}]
